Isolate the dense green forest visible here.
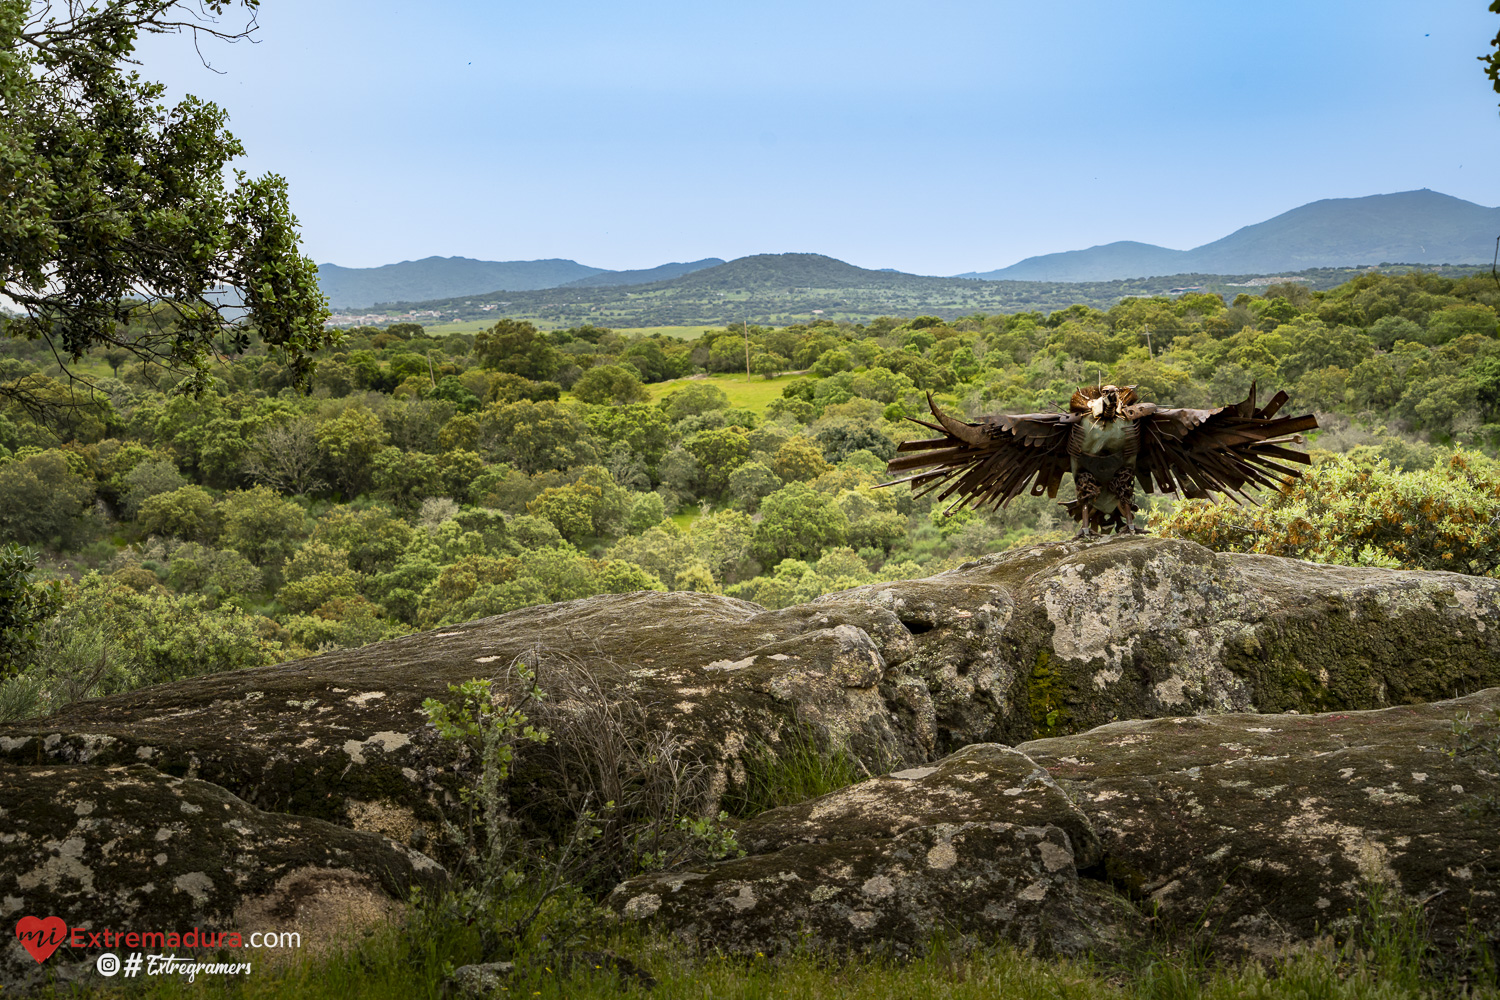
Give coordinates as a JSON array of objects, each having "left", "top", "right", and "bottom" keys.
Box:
[{"left": 2, "top": 268, "right": 1500, "bottom": 720}]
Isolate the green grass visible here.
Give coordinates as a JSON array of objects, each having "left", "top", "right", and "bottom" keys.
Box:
[
  {"left": 669, "top": 504, "right": 701, "bottom": 531},
  {"left": 724, "top": 725, "right": 867, "bottom": 818},
  {"left": 410, "top": 315, "right": 563, "bottom": 335},
  {"left": 649, "top": 372, "right": 799, "bottom": 413},
  {"left": 34, "top": 355, "right": 117, "bottom": 384},
  {"left": 56, "top": 902, "right": 1498, "bottom": 1000}
]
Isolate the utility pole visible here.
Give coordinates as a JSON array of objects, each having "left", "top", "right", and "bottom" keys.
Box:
[{"left": 744, "top": 315, "right": 751, "bottom": 382}]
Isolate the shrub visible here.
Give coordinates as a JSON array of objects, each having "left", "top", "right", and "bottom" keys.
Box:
[
  {"left": 753, "top": 481, "right": 850, "bottom": 567},
  {"left": 16, "top": 574, "right": 282, "bottom": 707},
  {"left": 571, "top": 364, "right": 650, "bottom": 405},
  {"left": 0, "top": 543, "right": 61, "bottom": 677},
  {"left": 0, "top": 450, "right": 96, "bottom": 545},
  {"left": 1154, "top": 452, "right": 1500, "bottom": 575},
  {"left": 136, "top": 484, "right": 219, "bottom": 543}
]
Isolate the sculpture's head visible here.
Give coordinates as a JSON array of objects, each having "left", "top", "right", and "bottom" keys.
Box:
[{"left": 1070, "top": 384, "right": 1138, "bottom": 419}]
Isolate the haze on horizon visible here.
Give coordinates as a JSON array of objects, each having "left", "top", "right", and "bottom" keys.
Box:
[{"left": 135, "top": 1, "right": 1500, "bottom": 276}]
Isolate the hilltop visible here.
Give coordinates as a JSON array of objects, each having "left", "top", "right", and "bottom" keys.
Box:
[{"left": 560, "top": 258, "right": 727, "bottom": 288}]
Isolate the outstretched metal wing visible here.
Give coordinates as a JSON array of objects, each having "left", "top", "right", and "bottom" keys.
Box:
[
  {"left": 882, "top": 394, "right": 1080, "bottom": 515},
  {"left": 882, "top": 385, "right": 1318, "bottom": 515},
  {"left": 1134, "top": 384, "right": 1318, "bottom": 501}
]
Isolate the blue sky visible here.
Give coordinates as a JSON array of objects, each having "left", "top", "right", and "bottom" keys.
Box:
[{"left": 136, "top": 1, "right": 1500, "bottom": 275}]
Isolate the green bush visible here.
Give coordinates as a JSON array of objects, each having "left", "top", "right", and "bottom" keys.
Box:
[
  {"left": 571, "top": 364, "right": 650, "bottom": 405},
  {"left": 1155, "top": 452, "right": 1500, "bottom": 575},
  {"left": 0, "top": 543, "right": 61, "bottom": 677},
  {"left": 136, "top": 484, "right": 219, "bottom": 543},
  {"left": 0, "top": 450, "right": 96, "bottom": 545}
]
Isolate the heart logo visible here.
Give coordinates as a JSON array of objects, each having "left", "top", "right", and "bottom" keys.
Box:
[{"left": 15, "top": 916, "right": 68, "bottom": 963}]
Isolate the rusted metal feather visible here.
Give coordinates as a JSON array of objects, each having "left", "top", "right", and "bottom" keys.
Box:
[{"left": 880, "top": 383, "right": 1318, "bottom": 534}]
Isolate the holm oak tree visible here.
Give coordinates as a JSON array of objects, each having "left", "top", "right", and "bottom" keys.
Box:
[{"left": 1, "top": 0, "right": 333, "bottom": 415}]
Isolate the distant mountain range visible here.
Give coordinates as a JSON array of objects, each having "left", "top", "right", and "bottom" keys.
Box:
[
  {"left": 354, "top": 254, "right": 1484, "bottom": 330},
  {"left": 956, "top": 190, "right": 1500, "bottom": 282},
  {"left": 317, "top": 257, "right": 723, "bottom": 310},
  {"left": 318, "top": 189, "right": 1499, "bottom": 312},
  {"left": 317, "top": 258, "right": 600, "bottom": 309}
]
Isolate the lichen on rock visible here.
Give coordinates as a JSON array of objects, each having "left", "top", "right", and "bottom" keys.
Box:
[
  {"left": 609, "top": 691, "right": 1500, "bottom": 963},
  {"left": 3, "top": 536, "right": 1499, "bottom": 985},
  {"left": 0, "top": 763, "right": 445, "bottom": 992}
]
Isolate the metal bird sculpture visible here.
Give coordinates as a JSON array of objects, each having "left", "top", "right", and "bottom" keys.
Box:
[{"left": 884, "top": 384, "right": 1319, "bottom": 535}]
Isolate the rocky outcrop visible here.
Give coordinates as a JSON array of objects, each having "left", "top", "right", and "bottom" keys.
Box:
[
  {"left": 6, "top": 537, "right": 1493, "bottom": 832},
  {"left": 0, "top": 762, "right": 445, "bottom": 993},
  {"left": 1019, "top": 691, "right": 1500, "bottom": 958},
  {"left": 610, "top": 690, "right": 1500, "bottom": 960},
  {"left": 832, "top": 536, "right": 1500, "bottom": 747},
  {"left": 0, "top": 590, "right": 932, "bottom": 853},
  {"left": 1, "top": 536, "right": 1497, "bottom": 989},
  {"left": 734, "top": 743, "right": 1099, "bottom": 864},
  {"left": 607, "top": 743, "right": 1127, "bottom": 957}
]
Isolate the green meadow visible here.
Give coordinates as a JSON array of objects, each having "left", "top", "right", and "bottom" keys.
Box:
[{"left": 647, "top": 372, "right": 803, "bottom": 411}]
